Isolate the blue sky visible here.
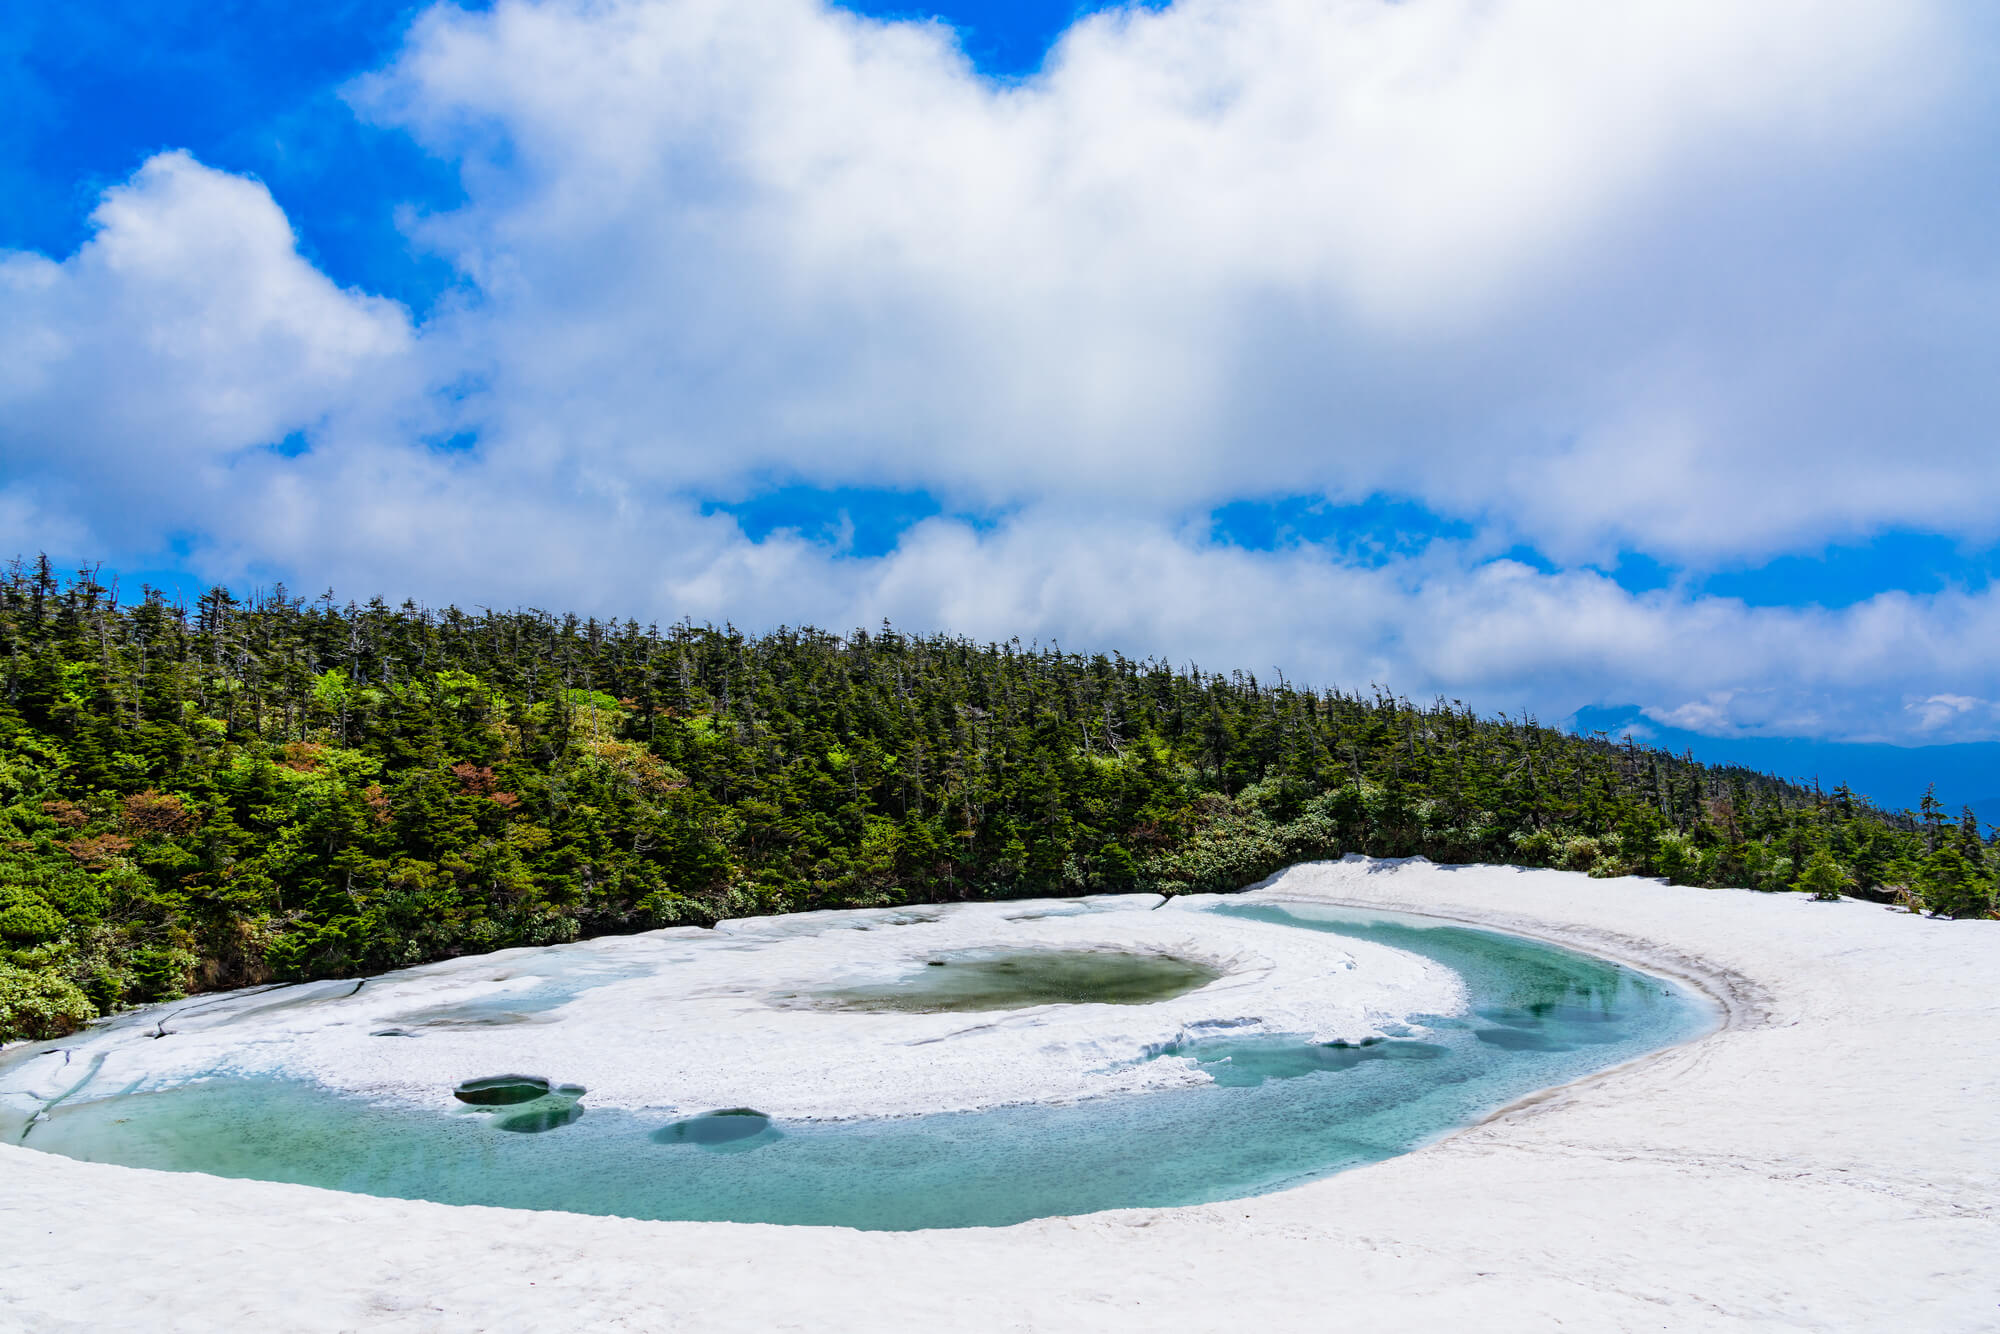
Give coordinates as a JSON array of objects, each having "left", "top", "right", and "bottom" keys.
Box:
[
  {"left": 2, "top": 1, "right": 1122, "bottom": 301},
  {"left": 6, "top": 0, "right": 2000, "bottom": 812}
]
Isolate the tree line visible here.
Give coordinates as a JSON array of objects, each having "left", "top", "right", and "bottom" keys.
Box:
[{"left": 0, "top": 556, "right": 1990, "bottom": 1041}]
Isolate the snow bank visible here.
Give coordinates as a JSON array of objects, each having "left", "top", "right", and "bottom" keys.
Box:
[{"left": 3, "top": 860, "right": 1996, "bottom": 1331}]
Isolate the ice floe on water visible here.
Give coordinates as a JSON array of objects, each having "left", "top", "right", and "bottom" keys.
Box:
[{"left": 0, "top": 894, "right": 1465, "bottom": 1122}]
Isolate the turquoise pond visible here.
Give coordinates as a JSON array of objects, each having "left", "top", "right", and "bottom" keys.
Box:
[{"left": 8, "top": 904, "right": 1716, "bottom": 1230}]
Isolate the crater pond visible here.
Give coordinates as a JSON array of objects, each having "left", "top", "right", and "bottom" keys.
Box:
[{"left": 4, "top": 903, "right": 1715, "bottom": 1230}]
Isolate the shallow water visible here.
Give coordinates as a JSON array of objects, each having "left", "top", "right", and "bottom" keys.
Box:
[
  {"left": 803, "top": 947, "right": 1222, "bottom": 1012},
  {"left": 11, "top": 902, "right": 1715, "bottom": 1229}
]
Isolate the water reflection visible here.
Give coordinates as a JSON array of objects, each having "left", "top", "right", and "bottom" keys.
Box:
[
  {"left": 497, "top": 1103, "right": 585, "bottom": 1134},
  {"left": 1172, "top": 1036, "right": 1451, "bottom": 1086},
  {"left": 453, "top": 1075, "right": 588, "bottom": 1133},
  {"left": 654, "top": 1108, "right": 782, "bottom": 1153}
]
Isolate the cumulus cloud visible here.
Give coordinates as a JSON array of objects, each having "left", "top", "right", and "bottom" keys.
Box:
[
  {"left": 0, "top": 151, "right": 415, "bottom": 544},
  {"left": 8, "top": 0, "right": 2000, "bottom": 744},
  {"left": 349, "top": 0, "right": 1997, "bottom": 559},
  {"left": 156, "top": 471, "right": 2000, "bottom": 744}
]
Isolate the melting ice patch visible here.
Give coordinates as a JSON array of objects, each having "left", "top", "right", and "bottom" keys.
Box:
[{"left": 0, "top": 896, "right": 1464, "bottom": 1124}]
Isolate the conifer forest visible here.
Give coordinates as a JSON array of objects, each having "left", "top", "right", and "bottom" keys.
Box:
[{"left": 2, "top": 558, "right": 1991, "bottom": 1041}]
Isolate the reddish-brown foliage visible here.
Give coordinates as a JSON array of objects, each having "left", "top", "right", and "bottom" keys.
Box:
[
  {"left": 65, "top": 833, "right": 134, "bottom": 867},
  {"left": 281, "top": 742, "right": 328, "bottom": 772},
  {"left": 41, "top": 800, "right": 89, "bottom": 829},
  {"left": 451, "top": 762, "right": 496, "bottom": 794},
  {"left": 122, "top": 789, "right": 197, "bottom": 837},
  {"left": 451, "top": 763, "right": 519, "bottom": 809}
]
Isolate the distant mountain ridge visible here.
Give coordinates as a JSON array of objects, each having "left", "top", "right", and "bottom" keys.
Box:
[{"left": 1570, "top": 706, "right": 2000, "bottom": 825}]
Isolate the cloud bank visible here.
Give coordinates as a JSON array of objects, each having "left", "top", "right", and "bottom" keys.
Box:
[{"left": 8, "top": 0, "right": 2000, "bottom": 742}]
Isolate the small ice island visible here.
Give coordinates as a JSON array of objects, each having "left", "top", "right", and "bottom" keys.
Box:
[{"left": 2, "top": 894, "right": 1463, "bottom": 1123}]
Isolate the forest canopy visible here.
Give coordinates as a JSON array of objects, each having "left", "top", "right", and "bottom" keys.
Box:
[{"left": 1, "top": 557, "right": 1991, "bottom": 1042}]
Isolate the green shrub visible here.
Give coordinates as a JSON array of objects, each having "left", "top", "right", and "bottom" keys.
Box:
[
  {"left": 1919, "top": 848, "right": 1995, "bottom": 919},
  {"left": 1509, "top": 829, "right": 1560, "bottom": 865},
  {"left": 0, "top": 962, "right": 95, "bottom": 1042},
  {"left": 1794, "top": 849, "right": 1848, "bottom": 902},
  {"left": 1557, "top": 835, "right": 1604, "bottom": 873},
  {"left": 127, "top": 946, "right": 194, "bottom": 1002},
  {"left": 0, "top": 901, "right": 66, "bottom": 943},
  {"left": 1653, "top": 831, "right": 1700, "bottom": 883}
]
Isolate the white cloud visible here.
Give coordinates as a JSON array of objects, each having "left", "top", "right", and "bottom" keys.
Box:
[
  {"left": 140, "top": 452, "right": 2000, "bottom": 744},
  {"left": 347, "top": 0, "right": 1994, "bottom": 559},
  {"left": 1907, "top": 693, "right": 1996, "bottom": 733},
  {"left": 8, "top": 1, "right": 2000, "bottom": 745},
  {"left": 0, "top": 151, "right": 415, "bottom": 541}
]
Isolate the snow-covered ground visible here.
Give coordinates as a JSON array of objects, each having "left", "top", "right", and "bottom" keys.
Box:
[
  {"left": 0, "top": 892, "right": 1460, "bottom": 1122},
  {"left": 3, "top": 858, "right": 1996, "bottom": 1331}
]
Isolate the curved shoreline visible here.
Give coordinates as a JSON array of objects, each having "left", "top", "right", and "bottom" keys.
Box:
[
  {"left": 8, "top": 893, "right": 1696, "bottom": 1231},
  {"left": 1237, "top": 863, "right": 1776, "bottom": 1030},
  {"left": 1249, "top": 894, "right": 1745, "bottom": 1135},
  {"left": 3, "top": 858, "right": 1996, "bottom": 1331}
]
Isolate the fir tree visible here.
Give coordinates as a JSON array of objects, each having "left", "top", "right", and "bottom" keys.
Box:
[{"left": 0, "top": 557, "right": 1964, "bottom": 1040}]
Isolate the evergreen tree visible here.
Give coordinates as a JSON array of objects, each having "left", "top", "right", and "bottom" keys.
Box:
[
  {"left": 1794, "top": 848, "right": 1847, "bottom": 902},
  {"left": 1919, "top": 846, "right": 1994, "bottom": 920},
  {"left": 0, "top": 558, "right": 1963, "bottom": 1040}
]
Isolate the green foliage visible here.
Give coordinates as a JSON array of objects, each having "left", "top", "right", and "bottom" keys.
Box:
[
  {"left": 1653, "top": 830, "right": 1701, "bottom": 883},
  {"left": 1794, "top": 849, "right": 1848, "bottom": 901},
  {"left": 1919, "top": 847, "right": 1995, "bottom": 919},
  {"left": 0, "top": 556, "right": 1983, "bottom": 1034},
  {"left": 0, "top": 900, "right": 66, "bottom": 943},
  {"left": 0, "top": 962, "right": 94, "bottom": 1042}
]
